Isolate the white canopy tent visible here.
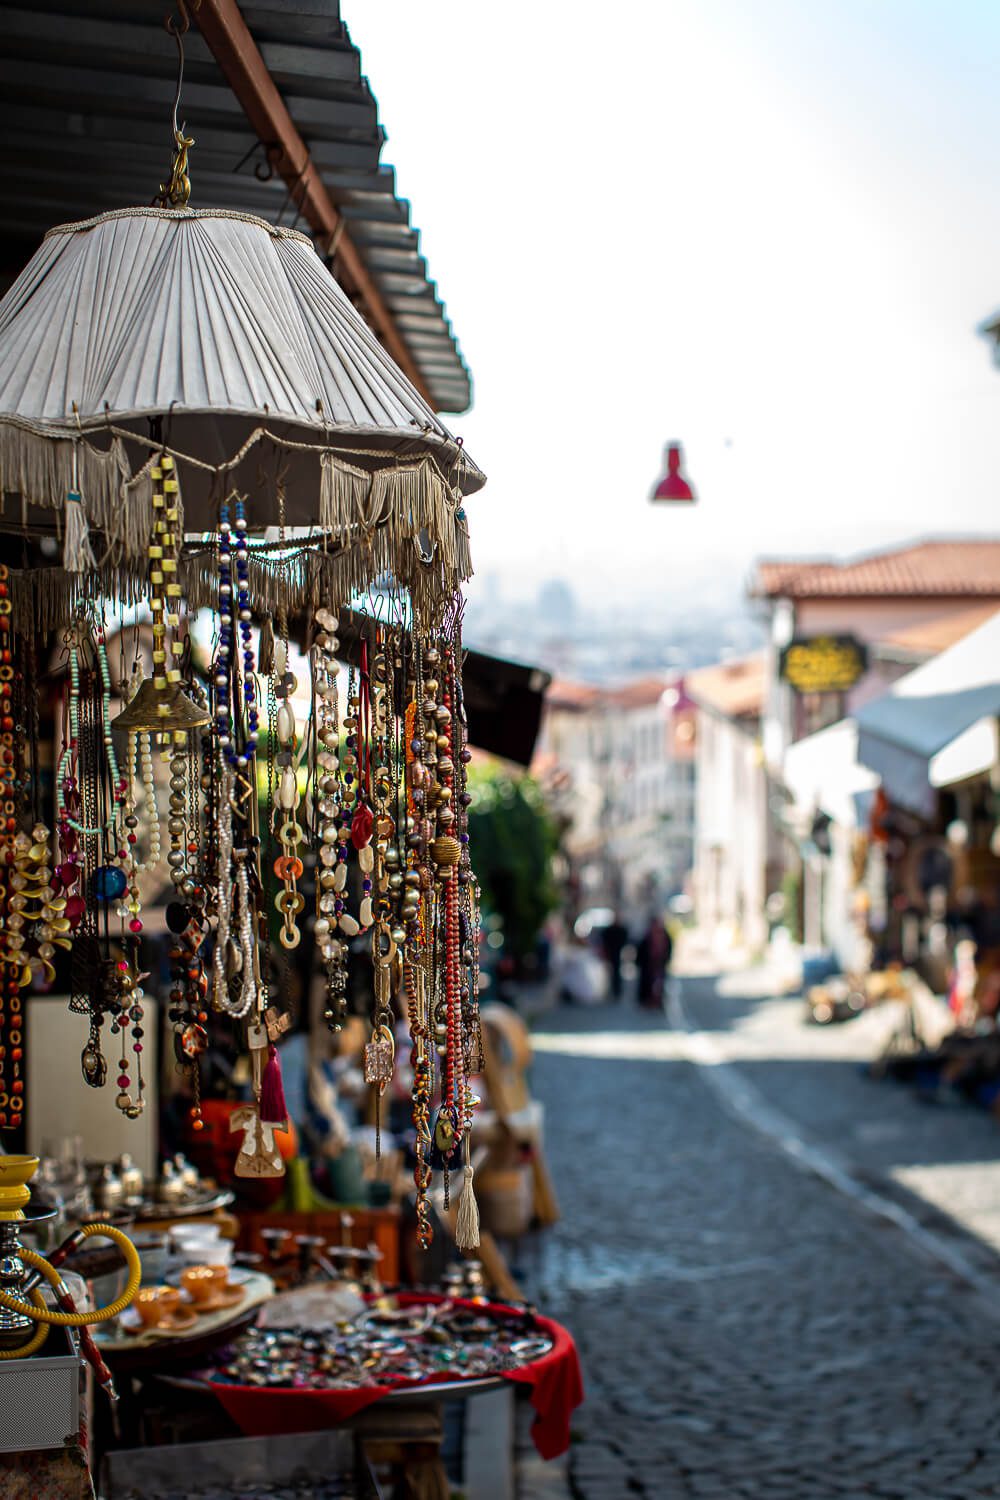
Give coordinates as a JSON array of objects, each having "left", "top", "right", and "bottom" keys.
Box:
[
  {"left": 783, "top": 719, "right": 879, "bottom": 829},
  {"left": 855, "top": 609, "right": 1000, "bottom": 817}
]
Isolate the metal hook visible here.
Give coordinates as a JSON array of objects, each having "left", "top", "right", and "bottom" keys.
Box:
[
  {"left": 158, "top": 6, "right": 196, "bottom": 207},
  {"left": 254, "top": 143, "right": 282, "bottom": 184},
  {"left": 165, "top": 6, "right": 190, "bottom": 138}
]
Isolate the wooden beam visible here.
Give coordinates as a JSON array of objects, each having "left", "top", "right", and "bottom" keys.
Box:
[{"left": 191, "top": 0, "right": 434, "bottom": 404}]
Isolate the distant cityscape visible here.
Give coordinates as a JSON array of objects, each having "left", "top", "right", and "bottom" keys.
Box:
[{"left": 463, "top": 570, "right": 765, "bottom": 683}]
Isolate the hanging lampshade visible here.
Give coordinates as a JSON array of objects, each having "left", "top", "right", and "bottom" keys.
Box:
[
  {"left": 650, "top": 442, "right": 696, "bottom": 503},
  {"left": 0, "top": 207, "right": 484, "bottom": 615}
]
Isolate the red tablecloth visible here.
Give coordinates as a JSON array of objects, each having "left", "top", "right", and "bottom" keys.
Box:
[{"left": 208, "top": 1294, "right": 583, "bottom": 1460}]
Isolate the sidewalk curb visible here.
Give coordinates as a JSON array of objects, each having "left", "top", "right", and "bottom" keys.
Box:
[{"left": 667, "top": 984, "right": 1000, "bottom": 1308}]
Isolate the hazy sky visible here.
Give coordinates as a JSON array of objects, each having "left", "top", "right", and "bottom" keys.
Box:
[{"left": 353, "top": 0, "right": 1000, "bottom": 608}]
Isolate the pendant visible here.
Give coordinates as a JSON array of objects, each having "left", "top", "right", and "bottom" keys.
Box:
[
  {"left": 180, "top": 1022, "right": 208, "bottom": 1059},
  {"left": 434, "top": 1105, "right": 457, "bottom": 1156},
  {"left": 230, "top": 1103, "right": 285, "bottom": 1178},
  {"left": 364, "top": 1024, "right": 395, "bottom": 1093},
  {"left": 81, "top": 1040, "right": 107, "bottom": 1089},
  {"left": 264, "top": 1006, "right": 292, "bottom": 1043}
]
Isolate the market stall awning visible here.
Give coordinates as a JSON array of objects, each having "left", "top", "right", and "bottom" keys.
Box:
[
  {"left": 783, "top": 719, "right": 878, "bottom": 830},
  {"left": 856, "top": 610, "right": 1000, "bottom": 816},
  {"left": 0, "top": 0, "right": 472, "bottom": 415}
]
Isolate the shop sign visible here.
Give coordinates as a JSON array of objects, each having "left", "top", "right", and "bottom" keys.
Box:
[{"left": 779, "top": 634, "right": 868, "bottom": 693}]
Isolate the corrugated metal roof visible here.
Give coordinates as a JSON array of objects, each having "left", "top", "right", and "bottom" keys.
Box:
[{"left": 0, "top": 0, "right": 472, "bottom": 415}]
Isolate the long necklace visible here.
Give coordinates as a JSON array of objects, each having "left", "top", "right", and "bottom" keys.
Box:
[
  {"left": 436, "top": 648, "right": 465, "bottom": 1165},
  {"left": 453, "top": 653, "right": 483, "bottom": 1079},
  {"left": 363, "top": 634, "right": 399, "bottom": 1154},
  {"left": 311, "top": 609, "right": 348, "bottom": 1030},
  {"left": 405, "top": 647, "right": 434, "bottom": 1246},
  {"left": 334, "top": 669, "right": 362, "bottom": 940},
  {"left": 273, "top": 646, "right": 304, "bottom": 956},
  {"left": 214, "top": 496, "right": 259, "bottom": 768},
  {"left": 212, "top": 495, "right": 260, "bottom": 1020},
  {"left": 0, "top": 568, "right": 23, "bottom": 1131}
]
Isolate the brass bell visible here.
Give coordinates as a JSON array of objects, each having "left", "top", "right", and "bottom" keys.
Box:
[{"left": 111, "top": 677, "right": 209, "bottom": 733}]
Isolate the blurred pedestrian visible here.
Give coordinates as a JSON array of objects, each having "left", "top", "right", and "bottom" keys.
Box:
[
  {"left": 601, "top": 911, "right": 629, "bottom": 1001},
  {"left": 637, "top": 914, "right": 672, "bottom": 1009}
]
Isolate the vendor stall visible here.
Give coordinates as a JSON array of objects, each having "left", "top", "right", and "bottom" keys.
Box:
[{"left": 0, "top": 4, "right": 578, "bottom": 1494}]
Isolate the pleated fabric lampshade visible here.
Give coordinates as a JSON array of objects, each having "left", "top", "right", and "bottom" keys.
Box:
[{"left": 0, "top": 207, "right": 483, "bottom": 619}]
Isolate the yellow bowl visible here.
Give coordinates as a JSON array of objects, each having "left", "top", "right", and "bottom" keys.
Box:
[{"left": 0, "top": 1156, "right": 38, "bottom": 1217}]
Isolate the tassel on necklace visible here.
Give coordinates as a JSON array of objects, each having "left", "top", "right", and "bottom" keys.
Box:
[
  {"left": 455, "top": 1131, "right": 480, "bottom": 1250},
  {"left": 260, "top": 1042, "right": 288, "bottom": 1125}
]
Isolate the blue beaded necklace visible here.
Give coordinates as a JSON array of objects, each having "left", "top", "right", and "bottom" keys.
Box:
[{"left": 214, "top": 497, "right": 259, "bottom": 768}]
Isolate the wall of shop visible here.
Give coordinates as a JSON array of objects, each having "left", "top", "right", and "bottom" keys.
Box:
[
  {"left": 794, "top": 598, "right": 993, "bottom": 640},
  {"left": 693, "top": 708, "right": 768, "bottom": 952}
]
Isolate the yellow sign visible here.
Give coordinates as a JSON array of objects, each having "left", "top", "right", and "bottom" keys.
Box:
[{"left": 780, "top": 635, "right": 867, "bottom": 694}]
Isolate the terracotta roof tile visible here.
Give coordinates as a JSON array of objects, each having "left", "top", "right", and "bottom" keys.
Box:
[
  {"left": 604, "top": 676, "right": 672, "bottom": 709},
  {"left": 546, "top": 676, "right": 674, "bottom": 712},
  {"left": 545, "top": 679, "right": 603, "bottom": 711},
  {"left": 754, "top": 540, "right": 1000, "bottom": 600},
  {"left": 875, "top": 603, "right": 1000, "bottom": 658},
  {"left": 686, "top": 654, "right": 766, "bottom": 720}
]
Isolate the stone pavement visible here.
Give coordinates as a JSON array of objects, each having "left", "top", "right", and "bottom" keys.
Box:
[
  {"left": 520, "top": 976, "right": 1000, "bottom": 1499},
  {"left": 681, "top": 969, "right": 1000, "bottom": 1274}
]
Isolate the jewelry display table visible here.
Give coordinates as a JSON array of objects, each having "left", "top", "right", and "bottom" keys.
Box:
[{"left": 174, "top": 1295, "right": 583, "bottom": 1462}]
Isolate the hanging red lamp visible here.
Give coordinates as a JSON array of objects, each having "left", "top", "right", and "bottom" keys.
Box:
[{"left": 651, "top": 441, "right": 696, "bottom": 503}]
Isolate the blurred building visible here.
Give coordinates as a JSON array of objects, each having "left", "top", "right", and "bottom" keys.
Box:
[
  {"left": 687, "top": 655, "right": 770, "bottom": 953},
  {"left": 784, "top": 610, "right": 1000, "bottom": 987},
  {"left": 753, "top": 539, "right": 1000, "bottom": 972},
  {"left": 533, "top": 675, "right": 696, "bottom": 918},
  {"left": 754, "top": 540, "right": 1000, "bottom": 774}
]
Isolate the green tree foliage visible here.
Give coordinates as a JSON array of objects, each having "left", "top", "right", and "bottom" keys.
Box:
[{"left": 467, "top": 766, "right": 559, "bottom": 963}]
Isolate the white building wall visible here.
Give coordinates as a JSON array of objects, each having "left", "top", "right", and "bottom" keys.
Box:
[{"left": 693, "top": 708, "right": 768, "bottom": 952}]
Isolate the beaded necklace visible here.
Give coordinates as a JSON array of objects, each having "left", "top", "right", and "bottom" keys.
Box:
[
  {"left": 334, "top": 671, "right": 362, "bottom": 940},
  {"left": 404, "top": 658, "right": 434, "bottom": 1246},
  {"left": 0, "top": 567, "right": 22, "bottom": 1132},
  {"left": 273, "top": 638, "right": 304, "bottom": 956},
  {"left": 437, "top": 653, "right": 465, "bottom": 1164},
  {"left": 214, "top": 497, "right": 259, "bottom": 768},
  {"left": 311, "top": 609, "right": 348, "bottom": 1030},
  {"left": 453, "top": 660, "right": 483, "bottom": 1080},
  {"left": 165, "top": 660, "right": 211, "bottom": 1129},
  {"left": 149, "top": 452, "right": 185, "bottom": 710},
  {"left": 363, "top": 634, "right": 399, "bottom": 1151}
]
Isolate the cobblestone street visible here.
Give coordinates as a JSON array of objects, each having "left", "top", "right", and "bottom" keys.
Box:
[{"left": 522, "top": 974, "right": 1000, "bottom": 1499}]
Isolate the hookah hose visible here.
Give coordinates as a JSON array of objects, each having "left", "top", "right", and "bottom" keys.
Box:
[{"left": 0, "top": 1223, "right": 141, "bottom": 1394}]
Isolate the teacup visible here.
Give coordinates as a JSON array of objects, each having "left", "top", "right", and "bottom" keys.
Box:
[
  {"left": 135, "top": 1285, "right": 181, "bottom": 1328},
  {"left": 170, "top": 1225, "right": 233, "bottom": 1267},
  {"left": 180, "top": 1264, "right": 228, "bottom": 1305}
]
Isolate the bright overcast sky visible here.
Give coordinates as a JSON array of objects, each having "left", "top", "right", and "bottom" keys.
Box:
[{"left": 352, "top": 0, "right": 1000, "bottom": 608}]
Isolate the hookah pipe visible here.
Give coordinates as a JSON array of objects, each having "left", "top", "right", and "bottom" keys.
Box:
[{"left": 0, "top": 1156, "right": 142, "bottom": 1399}]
